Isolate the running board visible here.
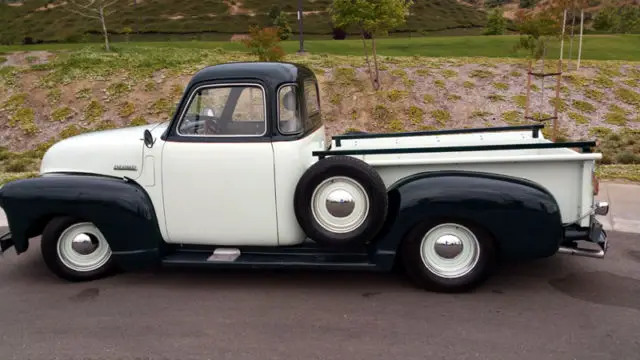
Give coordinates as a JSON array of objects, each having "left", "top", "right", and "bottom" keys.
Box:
[{"left": 162, "top": 247, "right": 380, "bottom": 271}]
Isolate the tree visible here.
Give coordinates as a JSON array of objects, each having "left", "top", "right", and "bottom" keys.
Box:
[
  {"left": 330, "top": 0, "right": 413, "bottom": 90},
  {"left": 513, "top": 8, "right": 561, "bottom": 60},
  {"left": 484, "top": 8, "right": 507, "bottom": 35},
  {"left": 65, "top": 0, "right": 118, "bottom": 52}
]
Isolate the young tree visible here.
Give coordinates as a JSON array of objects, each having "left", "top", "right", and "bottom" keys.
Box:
[
  {"left": 484, "top": 7, "right": 507, "bottom": 35},
  {"left": 65, "top": 0, "right": 118, "bottom": 51},
  {"left": 513, "top": 7, "right": 561, "bottom": 60},
  {"left": 330, "top": 0, "right": 413, "bottom": 90},
  {"left": 242, "top": 26, "right": 285, "bottom": 62}
]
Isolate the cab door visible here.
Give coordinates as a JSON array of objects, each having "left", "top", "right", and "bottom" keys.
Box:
[{"left": 160, "top": 82, "right": 278, "bottom": 246}]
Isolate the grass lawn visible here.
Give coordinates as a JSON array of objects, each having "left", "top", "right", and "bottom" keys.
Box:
[{"left": 1, "top": 34, "right": 640, "bottom": 61}]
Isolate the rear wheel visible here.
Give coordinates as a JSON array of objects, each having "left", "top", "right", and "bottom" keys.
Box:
[
  {"left": 401, "top": 219, "right": 497, "bottom": 292},
  {"left": 41, "top": 216, "right": 115, "bottom": 282}
]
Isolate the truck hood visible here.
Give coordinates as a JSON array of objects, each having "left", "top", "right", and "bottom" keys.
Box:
[{"left": 40, "top": 122, "right": 169, "bottom": 179}]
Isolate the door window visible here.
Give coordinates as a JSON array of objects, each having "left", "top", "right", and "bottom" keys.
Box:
[{"left": 178, "top": 84, "right": 266, "bottom": 136}]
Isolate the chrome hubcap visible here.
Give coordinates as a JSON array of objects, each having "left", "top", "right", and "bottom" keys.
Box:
[
  {"left": 310, "top": 176, "right": 370, "bottom": 234},
  {"left": 71, "top": 233, "right": 100, "bottom": 255},
  {"left": 419, "top": 223, "right": 480, "bottom": 278},
  {"left": 325, "top": 189, "right": 355, "bottom": 218},
  {"left": 434, "top": 234, "right": 464, "bottom": 259},
  {"left": 57, "top": 222, "right": 112, "bottom": 272}
]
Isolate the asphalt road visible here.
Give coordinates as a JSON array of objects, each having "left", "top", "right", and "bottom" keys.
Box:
[{"left": 1, "top": 231, "right": 639, "bottom": 360}]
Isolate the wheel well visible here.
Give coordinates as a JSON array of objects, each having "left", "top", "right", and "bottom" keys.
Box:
[{"left": 25, "top": 213, "right": 74, "bottom": 239}]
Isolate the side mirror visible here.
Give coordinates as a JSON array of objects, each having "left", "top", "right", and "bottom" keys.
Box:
[{"left": 143, "top": 129, "right": 155, "bottom": 148}]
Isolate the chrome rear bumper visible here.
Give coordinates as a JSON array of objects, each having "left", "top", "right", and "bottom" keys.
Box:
[{"left": 558, "top": 212, "right": 608, "bottom": 259}]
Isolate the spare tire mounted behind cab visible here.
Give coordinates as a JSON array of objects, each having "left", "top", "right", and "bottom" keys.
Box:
[{"left": 293, "top": 155, "right": 389, "bottom": 247}]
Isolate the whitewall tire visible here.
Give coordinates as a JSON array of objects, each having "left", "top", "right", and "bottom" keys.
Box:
[
  {"left": 401, "top": 219, "right": 497, "bottom": 292},
  {"left": 41, "top": 216, "right": 116, "bottom": 282}
]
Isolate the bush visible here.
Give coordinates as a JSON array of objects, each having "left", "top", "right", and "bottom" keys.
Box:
[
  {"left": 242, "top": 26, "right": 285, "bottom": 62},
  {"left": 332, "top": 27, "right": 347, "bottom": 40}
]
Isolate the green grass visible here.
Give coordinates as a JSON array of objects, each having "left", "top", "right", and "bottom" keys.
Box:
[
  {"left": 596, "top": 165, "right": 640, "bottom": 183},
  {"left": 2, "top": 35, "right": 640, "bottom": 60}
]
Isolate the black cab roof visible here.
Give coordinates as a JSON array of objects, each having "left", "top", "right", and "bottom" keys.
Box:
[{"left": 186, "top": 61, "right": 317, "bottom": 88}]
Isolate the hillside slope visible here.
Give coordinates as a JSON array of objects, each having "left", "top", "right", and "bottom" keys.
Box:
[{"left": 0, "top": 0, "right": 488, "bottom": 44}]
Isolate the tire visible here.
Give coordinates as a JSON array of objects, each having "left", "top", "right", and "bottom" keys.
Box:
[
  {"left": 294, "top": 155, "right": 388, "bottom": 247},
  {"left": 400, "top": 218, "right": 497, "bottom": 293},
  {"left": 41, "top": 216, "right": 116, "bottom": 282}
]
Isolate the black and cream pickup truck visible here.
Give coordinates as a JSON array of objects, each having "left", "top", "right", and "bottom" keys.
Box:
[{"left": 0, "top": 61, "right": 609, "bottom": 292}]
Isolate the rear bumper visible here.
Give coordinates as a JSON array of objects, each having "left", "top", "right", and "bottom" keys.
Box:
[{"left": 558, "top": 208, "right": 608, "bottom": 259}]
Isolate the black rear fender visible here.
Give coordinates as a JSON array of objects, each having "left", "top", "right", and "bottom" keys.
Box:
[
  {"left": 0, "top": 175, "right": 165, "bottom": 269},
  {"left": 372, "top": 171, "right": 563, "bottom": 267}
]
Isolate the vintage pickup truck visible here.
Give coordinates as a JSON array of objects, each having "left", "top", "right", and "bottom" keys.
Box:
[{"left": 0, "top": 62, "right": 609, "bottom": 292}]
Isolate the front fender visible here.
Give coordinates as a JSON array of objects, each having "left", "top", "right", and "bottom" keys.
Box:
[
  {"left": 0, "top": 174, "right": 164, "bottom": 270},
  {"left": 373, "top": 170, "right": 563, "bottom": 266}
]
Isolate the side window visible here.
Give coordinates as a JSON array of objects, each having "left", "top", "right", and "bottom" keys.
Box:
[
  {"left": 304, "top": 80, "right": 320, "bottom": 116},
  {"left": 278, "top": 85, "right": 302, "bottom": 134},
  {"left": 178, "top": 84, "right": 266, "bottom": 136},
  {"left": 303, "top": 79, "right": 322, "bottom": 130}
]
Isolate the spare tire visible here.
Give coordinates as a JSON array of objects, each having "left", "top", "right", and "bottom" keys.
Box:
[{"left": 293, "top": 155, "right": 389, "bottom": 247}]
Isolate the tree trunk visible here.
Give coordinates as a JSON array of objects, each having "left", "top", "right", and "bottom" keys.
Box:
[
  {"left": 99, "top": 6, "right": 111, "bottom": 52},
  {"left": 360, "top": 28, "right": 374, "bottom": 88},
  {"left": 371, "top": 35, "right": 380, "bottom": 90}
]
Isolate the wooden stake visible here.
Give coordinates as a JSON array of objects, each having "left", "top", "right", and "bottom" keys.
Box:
[
  {"left": 577, "top": 9, "right": 584, "bottom": 70},
  {"left": 525, "top": 60, "right": 532, "bottom": 121},
  {"left": 553, "top": 60, "right": 562, "bottom": 142}
]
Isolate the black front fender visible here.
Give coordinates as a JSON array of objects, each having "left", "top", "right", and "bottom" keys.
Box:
[
  {"left": 373, "top": 170, "right": 563, "bottom": 266},
  {"left": 0, "top": 174, "right": 164, "bottom": 270}
]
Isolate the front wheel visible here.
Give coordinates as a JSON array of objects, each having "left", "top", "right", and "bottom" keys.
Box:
[
  {"left": 41, "top": 216, "right": 116, "bottom": 282},
  {"left": 401, "top": 219, "right": 497, "bottom": 293}
]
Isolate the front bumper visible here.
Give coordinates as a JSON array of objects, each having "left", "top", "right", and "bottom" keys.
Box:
[{"left": 0, "top": 231, "right": 13, "bottom": 256}]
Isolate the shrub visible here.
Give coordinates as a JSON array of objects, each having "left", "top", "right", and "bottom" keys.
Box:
[
  {"left": 492, "top": 82, "right": 509, "bottom": 91},
  {"left": 615, "top": 87, "right": 640, "bottom": 106},
  {"left": 4, "top": 158, "right": 32, "bottom": 173},
  {"left": 385, "top": 89, "right": 408, "bottom": 102},
  {"left": 423, "top": 94, "right": 435, "bottom": 104},
  {"left": 431, "top": 109, "right": 451, "bottom": 125},
  {"left": 502, "top": 110, "right": 521, "bottom": 124},
  {"left": 408, "top": 106, "right": 425, "bottom": 125},
  {"left": 513, "top": 95, "right": 527, "bottom": 108},
  {"left": 568, "top": 112, "right": 588, "bottom": 124},
  {"left": 572, "top": 100, "right": 596, "bottom": 113},
  {"left": 584, "top": 88, "right": 604, "bottom": 101},
  {"left": 605, "top": 111, "right": 627, "bottom": 126},
  {"left": 51, "top": 107, "right": 73, "bottom": 122},
  {"left": 242, "top": 26, "right": 285, "bottom": 62}
]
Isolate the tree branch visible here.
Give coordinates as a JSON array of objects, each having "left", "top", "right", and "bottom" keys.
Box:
[{"left": 65, "top": 7, "right": 101, "bottom": 19}]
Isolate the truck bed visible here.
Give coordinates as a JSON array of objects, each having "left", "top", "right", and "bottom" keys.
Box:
[{"left": 320, "top": 125, "right": 601, "bottom": 227}]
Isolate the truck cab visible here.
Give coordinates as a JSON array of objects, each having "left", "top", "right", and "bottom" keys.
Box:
[{"left": 0, "top": 62, "right": 609, "bottom": 293}]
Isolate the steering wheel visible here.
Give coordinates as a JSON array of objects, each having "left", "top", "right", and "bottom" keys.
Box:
[{"left": 180, "top": 113, "right": 221, "bottom": 135}]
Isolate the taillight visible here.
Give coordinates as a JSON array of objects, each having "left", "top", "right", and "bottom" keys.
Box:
[{"left": 592, "top": 172, "right": 599, "bottom": 195}]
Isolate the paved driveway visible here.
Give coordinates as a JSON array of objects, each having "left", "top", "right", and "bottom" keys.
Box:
[{"left": 0, "top": 231, "right": 639, "bottom": 360}]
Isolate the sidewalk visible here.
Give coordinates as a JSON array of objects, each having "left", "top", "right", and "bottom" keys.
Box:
[
  {"left": 595, "top": 182, "right": 640, "bottom": 233},
  {"left": 0, "top": 182, "right": 638, "bottom": 233}
]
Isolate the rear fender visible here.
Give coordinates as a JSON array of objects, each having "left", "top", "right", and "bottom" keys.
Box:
[
  {"left": 0, "top": 174, "right": 165, "bottom": 270},
  {"left": 372, "top": 170, "right": 563, "bottom": 267}
]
